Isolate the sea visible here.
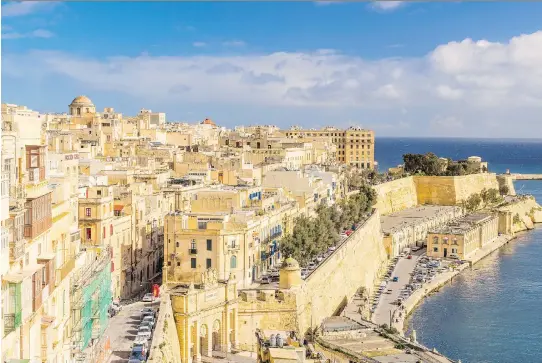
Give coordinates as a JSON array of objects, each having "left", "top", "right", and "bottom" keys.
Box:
[{"left": 375, "top": 137, "right": 542, "bottom": 363}]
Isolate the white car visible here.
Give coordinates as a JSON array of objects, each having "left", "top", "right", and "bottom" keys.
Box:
[
  {"left": 137, "top": 330, "right": 152, "bottom": 341},
  {"left": 142, "top": 293, "right": 154, "bottom": 302}
]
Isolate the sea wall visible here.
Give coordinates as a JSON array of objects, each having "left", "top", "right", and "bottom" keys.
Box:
[
  {"left": 497, "top": 196, "right": 542, "bottom": 233},
  {"left": 296, "top": 211, "right": 387, "bottom": 335},
  {"left": 147, "top": 289, "right": 183, "bottom": 363},
  {"left": 414, "top": 173, "right": 499, "bottom": 206},
  {"left": 374, "top": 177, "right": 417, "bottom": 215}
]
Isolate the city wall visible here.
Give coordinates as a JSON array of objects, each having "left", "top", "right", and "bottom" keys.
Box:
[
  {"left": 148, "top": 289, "right": 183, "bottom": 363},
  {"left": 237, "top": 211, "right": 387, "bottom": 350},
  {"left": 414, "top": 173, "right": 499, "bottom": 206},
  {"left": 497, "top": 196, "right": 542, "bottom": 233},
  {"left": 295, "top": 210, "right": 387, "bottom": 335},
  {"left": 373, "top": 177, "right": 417, "bottom": 215}
]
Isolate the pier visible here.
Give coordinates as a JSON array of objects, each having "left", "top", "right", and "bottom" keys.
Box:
[{"left": 508, "top": 174, "right": 542, "bottom": 180}]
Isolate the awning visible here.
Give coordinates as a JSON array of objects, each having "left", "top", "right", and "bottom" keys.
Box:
[{"left": 114, "top": 205, "right": 124, "bottom": 211}]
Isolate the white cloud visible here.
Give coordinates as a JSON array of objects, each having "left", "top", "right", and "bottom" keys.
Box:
[
  {"left": 371, "top": 1, "right": 404, "bottom": 11},
  {"left": 1, "top": 1, "right": 58, "bottom": 17},
  {"left": 436, "top": 85, "right": 463, "bottom": 100},
  {"left": 2, "top": 28, "right": 54, "bottom": 40},
  {"left": 4, "top": 30, "right": 542, "bottom": 137},
  {"left": 192, "top": 42, "right": 207, "bottom": 48},
  {"left": 222, "top": 40, "right": 246, "bottom": 47}
]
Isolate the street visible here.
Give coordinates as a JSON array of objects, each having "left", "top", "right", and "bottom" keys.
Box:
[
  {"left": 105, "top": 300, "right": 160, "bottom": 363},
  {"left": 372, "top": 251, "right": 423, "bottom": 327}
]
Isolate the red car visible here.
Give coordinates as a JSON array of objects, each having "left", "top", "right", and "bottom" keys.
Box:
[
  {"left": 407, "top": 255, "right": 412, "bottom": 259},
  {"left": 345, "top": 230, "right": 353, "bottom": 236}
]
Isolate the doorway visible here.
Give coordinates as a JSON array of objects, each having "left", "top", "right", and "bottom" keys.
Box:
[{"left": 443, "top": 248, "right": 448, "bottom": 258}]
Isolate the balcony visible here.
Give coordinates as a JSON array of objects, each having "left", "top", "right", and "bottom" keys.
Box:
[
  {"left": 9, "top": 241, "right": 24, "bottom": 261},
  {"left": 227, "top": 243, "right": 240, "bottom": 251},
  {"left": 28, "top": 168, "right": 40, "bottom": 184},
  {"left": 189, "top": 248, "right": 198, "bottom": 255}
]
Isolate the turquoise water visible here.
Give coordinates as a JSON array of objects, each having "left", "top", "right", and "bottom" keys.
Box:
[{"left": 404, "top": 180, "right": 542, "bottom": 363}]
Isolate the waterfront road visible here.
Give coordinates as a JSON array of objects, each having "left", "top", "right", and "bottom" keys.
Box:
[
  {"left": 372, "top": 251, "right": 423, "bottom": 327},
  {"left": 106, "top": 299, "right": 160, "bottom": 363}
]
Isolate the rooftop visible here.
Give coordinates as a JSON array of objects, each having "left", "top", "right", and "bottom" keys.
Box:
[
  {"left": 380, "top": 206, "right": 462, "bottom": 235},
  {"left": 429, "top": 213, "right": 494, "bottom": 235}
]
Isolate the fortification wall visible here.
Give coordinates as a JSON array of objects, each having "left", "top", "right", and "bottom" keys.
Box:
[
  {"left": 295, "top": 211, "right": 387, "bottom": 335},
  {"left": 374, "top": 177, "right": 417, "bottom": 215},
  {"left": 147, "top": 290, "right": 183, "bottom": 363},
  {"left": 497, "top": 196, "right": 542, "bottom": 233},
  {"left": 414, "top": 173, "right": 499, "bottom": 205},
  {"left": 496, "top": 174, "right": 517, "bottom": 196},
  {"left": 237, "top": 290, "right": 298, "bottom": 351}
]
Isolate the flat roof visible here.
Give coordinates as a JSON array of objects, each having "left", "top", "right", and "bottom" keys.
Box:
[
  {"left": 429, "top": 213, "right": 494, "bottom": 234},
  {"left": 380, "top": 206, "right": 461, "bottom": 234}
]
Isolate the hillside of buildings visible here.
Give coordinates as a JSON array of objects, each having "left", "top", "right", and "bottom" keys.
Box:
[{"left": 1, "top": 96, "right": 540, "bottom": 363}]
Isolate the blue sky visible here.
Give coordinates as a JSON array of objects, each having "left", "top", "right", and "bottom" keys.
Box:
[{"left": 3, "top": 1, "right": 542, "bottom": 137}]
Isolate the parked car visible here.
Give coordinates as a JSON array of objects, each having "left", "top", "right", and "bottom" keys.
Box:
[
  {"left": 137, "top": 330, "right": 152, "bottom": 342},
  {"left": 308, "top": 262, "right": 317, "bottom": 270},
  {"left": 407, "top": 255, "right": 412, "bottom": 260},
  {"left": 269, "top": 270, "right": 279, "bottom": 278},
  {"left": 129, "top": 344, "right": 147, "bottom": 361},
  {"left": 133, "top": 337, "right": 149, "bottom": 348},
  {"left": 328, "top": 245, "right": 337, "bottom": 252},
  {"left": 111, "top": 300, "right": 122, "bottom": 313},
  {"left": 142, "top": 293, "right": 154, "bottom": 302},
  {"left": 141, "top": 308, "right": 157, "bottom": 319},
  {"left": 392, "top": 276, "right": 399, "bottom": 282},
  {"left": 260, "top": 276, "right": 271, "bottom": 284},
  {"left": 141, "top": 315, "right": 155, "bottom": 329}
]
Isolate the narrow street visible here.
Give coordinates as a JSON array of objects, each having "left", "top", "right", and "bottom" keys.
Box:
[
  {"left": 372, "top": 251, "right": 423, "bottom": 327},
  {"left": 105, "top": 300, "right": 160, "bottom": 363}
]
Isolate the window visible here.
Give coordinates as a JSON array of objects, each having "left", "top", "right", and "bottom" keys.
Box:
[
  {"left": 177, "top": 262, "right": 181, "bottom": 267},
  {"left": 191, "top": 240, "right": 196, "bottom": 250},
  {"left": 97, "top": 190, "right": 102, "bottom": 196},
  {"left": 85, "top": 208, "right": 91, "bottom": 217},
  {"left": 433, "top": 247, "right": 438, "bottom": 253},
  {"left": 103, "top": 226, "right": 106, "bottom": 238},
  {"left": 207, "top": 239, "right": 212, "bottom": 251},
  {"left": 176, "top": 242, "right": 180, "bottom": 248},
  {"left": 230, "top": 255, "right": 237, "bottom": 269},
  {"left": 110, "top": 224, "right": 113, "bottom": 236},
  {"left": 86, "top": 228, "right": 92, "bottom": 240},
  {"left": 168, "top": 261, "right": 171, "bottom": 266},
  {"left": 206, "top": 258, "right": 212, "bottom": 269},
  {"left": 433, "top": 236, "right": 439, "bottom": 244},
  {"left": 191, "top": 258, "right": 197, "bottom": 269}
]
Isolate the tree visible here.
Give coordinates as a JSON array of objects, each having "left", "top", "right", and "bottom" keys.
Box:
[{"left": 499, "top": 185, "right": 510, "bottom": 195}]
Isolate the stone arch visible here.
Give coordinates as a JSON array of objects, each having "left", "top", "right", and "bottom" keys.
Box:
[{"left": 212, "top": 319, "right": 222, "bottom": 351}]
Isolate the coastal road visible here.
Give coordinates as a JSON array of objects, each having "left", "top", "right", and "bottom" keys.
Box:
[
  {"left": 372, "top": 251, "right": 423, "bottom": 327},
  {"left": 106, "top": 300, "right": 160, "bottom": 363}
]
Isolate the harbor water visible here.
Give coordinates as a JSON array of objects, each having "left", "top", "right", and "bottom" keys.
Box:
[{"left": 377, "top": 138, "right": 542, "bottom": 363}]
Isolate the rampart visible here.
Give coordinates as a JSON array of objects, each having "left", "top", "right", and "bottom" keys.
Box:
[
  {"left": 147, "top": 289, "right": 183, "bottom": 363},
  {"left": 414, "top": 173, "right": 499, "bottom": 206},
  {"left": 373, "top": 177, "right": 417, "bottom": 215},
  {"left": 295, "top": 211, "right": 387, "bottom": 335},
  {"left": 496, "top": 196, "right": 542, "bottom": 233},
  {"left": 237, "top": 211, "right": 387, "bottom": 349}
]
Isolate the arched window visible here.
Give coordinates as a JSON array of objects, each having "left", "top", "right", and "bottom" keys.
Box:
[{"left": 230, "top": 255, "right": 237, "bottom": 269}]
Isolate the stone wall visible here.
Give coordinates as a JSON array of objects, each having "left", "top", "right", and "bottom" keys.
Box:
[
  {"left": 237, "top": 290, "right": 298, "bottom": 351},
  {"left": 496, "top": 174, "right": 516, "bottom": 196},
  {"left": 148, "top": 289, "right": 183, "bottom": 363},
  {"left": 373, "top": 177, "right": 417, "bottom": 215},
  {"left": 497, "top": 196, "right": 542, "bottom": 233},
  {"left": 414, "top": 173, "right": 499, "bottom": 206},
  {"left": 295, "top": 211, "right": 387, "bottom": 336}
]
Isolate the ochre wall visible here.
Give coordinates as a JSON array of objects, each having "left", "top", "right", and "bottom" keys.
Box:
[
  {"left": 373, "top": 177, "right": 417, "bottom": 215},
  {"left": 414, "top": 173, "right": 499, "bottom": 206},
  {"left": 497, "top": 196, "right": 542, "bottom": 233},
  {"left": 295, "top": 211, "right": 387, "bottom": 335}
]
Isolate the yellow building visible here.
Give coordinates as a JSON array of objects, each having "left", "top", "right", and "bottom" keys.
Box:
[
  {"left": 170, "top": 269, "right": 238, "bottom": 363},
  {"left": 284, "top": 126, "right": 375, "bottom": 169},
  {"left": 79, "top": 185, "right": 115, "bottom": 247},
  {"left": 427, "top": 213, "right": 499, "bottom": 259}
]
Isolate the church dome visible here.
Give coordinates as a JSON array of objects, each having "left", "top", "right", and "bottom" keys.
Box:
[
  {"left": 70, "top": 95, "right": 94, "bottom": 106},
  {"left": 201, "top": 118, "right": 217, "bottom": 126}
]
